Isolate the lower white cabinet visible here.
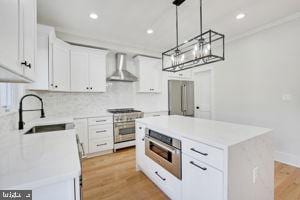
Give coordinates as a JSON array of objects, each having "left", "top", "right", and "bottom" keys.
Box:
[
  {"left": 145, "top": 158, "right": 181, "bottom": 200},
  {"left": 136, "top": 124, "right": 146, "bottom": 170},
  {"left": 135, "top": 122, "right": 181, "bottom": 200},
  {"left": 88, "top": 123, "right": 113, "bottom": 154},
  {"left": 33, "top": 178, "right": 79, "bottom": 200},
  {"left": 182, "top": 154, "right": 223, "bottom": 200},
  {"left": 75, "top": 116, "right": 113, "bottom": 156}
]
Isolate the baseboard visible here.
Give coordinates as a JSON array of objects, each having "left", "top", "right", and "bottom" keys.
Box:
[{"left": 275, "top": 151, "right": 300, "bottom": 168}]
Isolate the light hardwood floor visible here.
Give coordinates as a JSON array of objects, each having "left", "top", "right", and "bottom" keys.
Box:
[{"left": 83, "top": 147, "right": 300, "bottom": 200}]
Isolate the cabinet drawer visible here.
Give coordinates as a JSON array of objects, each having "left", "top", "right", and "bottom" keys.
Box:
[
  {"left": 182, "top": 138, "right": 224, "bottom": 170},
  {"left": 89, "top": 124, "right": 113, "bottom": 140},
  {"left": 182, "top": 154, "right": 223, "bottom": 200},
  {"left": 89, "top": 138, "right": 113, "bottom": 153},
  {"left": 145, "top": 157, "right": 181, "bottom": 200},
  {"left": 144, "top": 111, "right": 168, "bottom": 118},
  {"left": 88, "top": 116, "right": 112, "bottom": 125}
]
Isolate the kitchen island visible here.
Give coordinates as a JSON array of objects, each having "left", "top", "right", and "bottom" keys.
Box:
[
  {"left": 135, "top": 115, "right": 274, "bottom": 200},
  {"left": 0, "top": 118, "right": 81, "bottom": 200}
]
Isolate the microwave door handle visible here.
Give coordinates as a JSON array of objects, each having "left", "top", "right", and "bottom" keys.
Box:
[{"left": 146, "top": 136, "right": 177, "bottom": 154}]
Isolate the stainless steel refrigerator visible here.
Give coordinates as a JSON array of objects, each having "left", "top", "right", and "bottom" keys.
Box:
[{"left": 168, "top": 80, "right": 194, "bottom": 116}]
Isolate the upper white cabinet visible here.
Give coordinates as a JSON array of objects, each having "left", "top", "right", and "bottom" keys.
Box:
[
  {"left": 22, "top": 0, "right": 37, "bottom": 80},
  {"left": 70, "top": 46, "right": 107, "bottom": 92},
  {"left": 50, "top": 38, "right": 71, "bottom": 91},
  {"left": 29, "top": 25, "right": 54, "bottom": 90},
  {"left": 168, "top": 70, "right": 193, "bottom": 80},
  {"left": 135, "top": 56, "right": 162, "bottom": 93},
  {"left": 0, "top": 0, "right": 36, "bottom": 82}
]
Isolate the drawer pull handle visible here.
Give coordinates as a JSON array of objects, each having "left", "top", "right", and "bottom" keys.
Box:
[
  {"left": 96, "top": 120, "right": 106, "bottom": 122},
  {"left": 190, "top": 148, "right": 208, "bottom": 156},
  {"left": 142, "top": 137, "right": 145, "bottom": 141},
  {"left": 96, "top": 143, "right": 107, "bottom": 147},
  {"left": 155, "top": 171, "right": 166, "bottom": 181},
  {"left": 139, "top": 127, "right": 142, "bottom": 130},
  {"left": 190, "top": 161, "right": 207, "bottom": 171},
  {"left": 96, "top": 130, "right": 107, "bottom": 133},
  {"left": 153, "top": 115, "right": 160, "bottom": 117}
]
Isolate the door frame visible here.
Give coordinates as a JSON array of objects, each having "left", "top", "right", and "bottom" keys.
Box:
[{"left": 192, "top": 66, "right": 215, "bottom": 120}]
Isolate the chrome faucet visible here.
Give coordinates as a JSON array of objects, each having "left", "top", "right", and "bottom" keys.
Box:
[{"left": 19, "top": 94, "right": 45, "bottom": 130}]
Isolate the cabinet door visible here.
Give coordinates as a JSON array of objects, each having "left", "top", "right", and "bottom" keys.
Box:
[
  {"left": 22, "top": 0, "right": 36, "bottom": 80},
  {"left": 168, "top": 70, "right": 193, "bottom": 80},
  {"left": 89, "top": 51, "right": 107, "bottom": 92},
  {"left": 182, "top": 154, "right": 223, "bottom": 200},
  {"left": 70, "top": 49, "right": 89, "bottom": 92},
  {"left": 0, "top": 0, "right": 22, "bottom": 75},
  {"left": 137, "top": 56, "right": 162, "bottom": 93},
  {"left": 51, "top": 39, "right": 70, "bottom": 91},
  {"left": 74, "top": 119, "right": 88, "bottom": 155},
  {"left": 135, "top": 123, "right": 146, "bottom": 170}
]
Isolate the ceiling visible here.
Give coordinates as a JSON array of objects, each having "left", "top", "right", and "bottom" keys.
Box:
[{"left": 37, "top": 0, "right": 300, "bottom": 53}]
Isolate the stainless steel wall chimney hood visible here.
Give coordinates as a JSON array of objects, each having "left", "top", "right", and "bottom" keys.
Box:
[{"left": 107, "top": 53, "right": 138, "bottom": 82}]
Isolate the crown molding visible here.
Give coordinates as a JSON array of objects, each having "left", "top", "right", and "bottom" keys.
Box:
[{"left": 227, "top": 12, "right": 300, "bottom": 44}]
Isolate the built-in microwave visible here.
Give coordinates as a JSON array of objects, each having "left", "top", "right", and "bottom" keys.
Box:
[{"left": 145, "top": 128, "right": 182, "bottom": 179}]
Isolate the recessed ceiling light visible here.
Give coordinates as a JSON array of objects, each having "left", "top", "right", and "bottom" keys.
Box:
[
  {"left": 236, "top": 13, "right": 246, "bottom": 20},
  {"left": 147, "top": 29, "right": 154, "bottom": 34},
  {"left": 89, "top": 13, "right": 98, "bottom": 19}
]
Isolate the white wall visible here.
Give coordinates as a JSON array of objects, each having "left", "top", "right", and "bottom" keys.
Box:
[{"left": 211, "top": 18, "right": 300, "bottom": 166}]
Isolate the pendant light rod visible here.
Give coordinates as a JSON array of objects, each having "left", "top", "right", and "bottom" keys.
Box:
[
  {"left": 176, "top": 5, "right": 179, "bottom": 50},
  {"left": 200, "top": 0, "right": 203, "bottom": 35}
]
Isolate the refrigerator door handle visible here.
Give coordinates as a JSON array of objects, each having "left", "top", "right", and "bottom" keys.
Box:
[
  {"left": 181, "top": 85, "right": 184, "bottom": 113},
  {"left": 184, "top": 84, "right": 188, "bottom": 112}
]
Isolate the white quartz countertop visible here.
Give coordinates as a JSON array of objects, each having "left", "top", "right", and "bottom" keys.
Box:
[
  {"left": 136, "top": 115, "right": 271, "bottom": 149},
  {"left": 0, "top": 129, "right": 81, "bottom": 189}
]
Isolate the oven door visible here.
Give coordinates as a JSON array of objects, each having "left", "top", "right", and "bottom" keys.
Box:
[
  {"left": 114, "top": 121, "right": 136, "bottom": 143},
  {"left": 145, "top": 136, "right": 181, "bottom": 179}
]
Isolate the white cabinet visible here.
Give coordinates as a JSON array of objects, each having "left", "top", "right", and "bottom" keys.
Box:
[
  {"left": 143, "top": 111, "right": 169, "bottom": 118},
  {"left": 89, "top": 51, "right": 107, "bottom": 92},
  {"left": 29, "top": 25, "right": 55, "bottom": 90},
  {"left": 50, "top": 38, "right": 71, "bottom": 91},
  {"left": 87, "top": 116, "right": 113, "bottom": 155},
  {"left": 136, "top": 122, "right": 181, "bottom": 200},
  {"left": 168, "top": 70, "right": 193, "bottom": 80},
  {"left": 74, "top": 118, "right": 88, "bottom": 155},
  {"left": 182, "top": 154, "right": 223, "bottom": 200},
  {"left": 33, "top": 178, "right": 79, "bottom": 200},
  {"left": 22, "top": 0, "right": 36, "bottom": 80},
  {"left": 70, "top": 49, "right": 89, "bottom": 92},
  {"left": 0, "top": 0, "right": 22, "bottom": 75},
  {"left": 135, "top": 56, "right": 162, "bottom": 93},
  {"left": 135, "top": 123, "right": 146, "bottom": 171},
  {"left": 70, "top": 46, "right": 107, "bottom": 92},
  {"left": 0, "top": 0, "right": 36, "bottom": 82}
]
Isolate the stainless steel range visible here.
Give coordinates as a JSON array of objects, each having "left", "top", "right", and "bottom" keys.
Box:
[{"left": 107, "top": 108, "right": 143, "bottom": 151}]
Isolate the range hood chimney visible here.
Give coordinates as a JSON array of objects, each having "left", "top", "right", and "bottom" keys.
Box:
[{"left": 107, "top": 53, "right": 138, "bottom": 82}]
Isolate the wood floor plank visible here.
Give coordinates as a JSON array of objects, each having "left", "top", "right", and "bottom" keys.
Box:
[{"left": 83, "top": 147, "right": 300, "bottom": 200}]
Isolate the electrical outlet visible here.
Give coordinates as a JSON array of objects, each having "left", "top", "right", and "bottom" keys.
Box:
[
  {"left": 282, "top": 94, "right": 292, "bottom": 101},
  {"left": 252, "top": 167, "right": 259, "bottom": 184}
]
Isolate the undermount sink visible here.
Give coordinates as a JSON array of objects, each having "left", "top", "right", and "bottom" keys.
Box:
[{"left": 24, "top": 123, "right": 74, "bottom": 134}]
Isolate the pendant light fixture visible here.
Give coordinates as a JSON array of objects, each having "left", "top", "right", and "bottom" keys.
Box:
[{"left": 162, "top": 0, "right": 225, "bottom": 72}]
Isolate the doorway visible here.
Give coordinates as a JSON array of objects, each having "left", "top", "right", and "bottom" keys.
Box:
[{"left": 193, "top": 69, "right": 214, "bottom": 119}]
